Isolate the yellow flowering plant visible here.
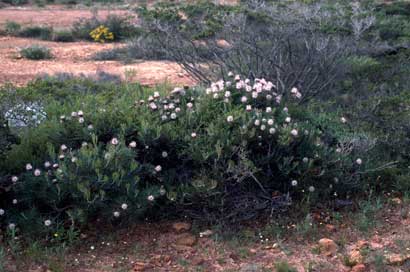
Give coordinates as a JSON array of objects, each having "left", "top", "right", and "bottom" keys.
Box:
[{"left": 89, "top": 25, "right": 114, "bottom": 43}]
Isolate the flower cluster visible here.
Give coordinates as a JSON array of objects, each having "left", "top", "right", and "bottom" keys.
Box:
[{"left": 89, "top": 25, "right": 114, "bottom": 43}]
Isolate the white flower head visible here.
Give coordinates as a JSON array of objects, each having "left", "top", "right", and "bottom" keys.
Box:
[
  {"left": 227, "top": 115, "right": 234, "bottom": 123},
  {"left": 78, "top": 117, "right": 85, "bottom": 124},
  {"left": 260, "top": 125, "right": 266, "bottom": 131},
  {"left": 77, "top": 110, "right": 84, "bottom": 117},
  {"left": 44, "top": 220, "right": 52, "bottom": 227},
  {"left": 153, "top": 91, "right": 160, "bottom": 99},
  {"left": 12, "top": 199, "right": 17, "bottom": 205},
  {"left": 356, "top": 158, "right": 363, "bottom": 165},
  {"left": 59, "top": 154, "right": 65, "bottom": 160},
  {"left": 44, "top": 161, "right": 51, "bottom": 168},
  {"left": 302, "top": 157, "right": 309, "bottom": 163},
  {"left": 290, "top": 129, "right": 298, "bottom": 137},
  {"left": 175, "top": 107, "right": 181, "bottom": 113},
  {"left": 11, "top": 176, "right": 18, "bottom": 183},
  {"left": 291, "top": 180, "right": 298, "bottom": 186},
  {"left": 171, "top": 113, "right": 177, "bottom": 120},
  {"left": 266, "top": 107, "right": 272, "bottom": 113},
  {"left": 81, "top": 142, "right": 88, "bottom": 147},
  {"left": 149, "top": 102, "right": 157, "bottom": 110},
  {"left": 129, "top": 141, "right": 137, "bottom": 148},
  {"left": 0, "top": 209, "right": 4, "bottom": 216},
  {"left": 266, "top": 94, "right": 273, "bottom": 101},
  {"left": 252, "top": 92, "right": 258, "bottom": 99},
  {"left": 254, "top": 119, "right": 261, "bottom": 126},
  {"left": 155, "top": 165, "right": 162, "bottom": 172},
  {"left": 53, "top": 163, "right": 59, "bottom": 169},
  {"left": 162, "top": 151, "right": 168, "bottom": 158},
  {"left": 228, "top": 71, "right": 234, "bottom": 77},
  {"left": 340, "top": 117, "right": 347, "bottom": 124},
  {"left": 191, "top": 132, "right": 197, "bottom": 138},
  {"left": 60, "top": 144, "right": 68, "bottom": 151},
  {"left": 187, "top": 102, "right": 193, "bottom": 109},
  {"left": 111, "top": 138, "right": 119, "bottom": 145},
  {"left": 26, "top": 163, "right": 33, "bottom": 171},
  {"left": 71, "top": 157, "right": 78, "bottom": 163},
  {"left": 224, "top": 91, "right": 231, "bottom": 98},
  {"left": 285, "top": 117, "right": 291, "bottom": 123},
  {"left": 246, "top": 105, "right": 252, "bottom": 112},
  {"left": 71, "top": 111, "right": 78, "bottom": 117},
  {"left": 269, "top": 128, "right": 276, "bottom": 134},
  {"left": 241, "top": 96, "right": 248, "bottom": 103},
  {"left": 34, "top": 169, "right": 41, "bottom": 176},
  {"left": 147, "top": 195, "right": 155, "bottom": 202},
  {"left": 268, "top": 119, "right": 274, "bottom": 125},
  {"left": 283, "top": 107, "right": 288, "bottom": 113},
  {"left": 8, "top": 223, "right": 16, "bottom": 230},
  {"left": 121, "top": 203, "right": 128, "bottom": 210},
  {"left": 113, "top": 211, "right": 120, "bottom": 218},
  {"left": 308, "top": 186, "right": 315, "bottom": 193}
]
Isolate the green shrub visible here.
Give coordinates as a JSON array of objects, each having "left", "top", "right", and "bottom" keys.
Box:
[
  {"left": 19, "top": 26, "right": 53, "bottom": 40},
  {"left": 20, "top": 45, "right": 52, "bottom": 60},
  {"left": 4, "top": 21, "right": 21, "bottom": 35},
  {"left": 52, "top": 30, "right": 75, "bottom": 42},
  {"left": 72, "top": 14, "right": 138, "bottom": 41},
  {"left": 0, "top": 75, "right": 382, "bottom": 238}
]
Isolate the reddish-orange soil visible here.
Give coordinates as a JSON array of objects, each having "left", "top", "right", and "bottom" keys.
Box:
[
  {"left": 4, "top": 199, "right": 410, "bottom": 272},
  {"left": 0, "top": 7, "right": 133, "bottom": 28},
  {"left": 0, "top": 36, "right": 195, "bottom": 86}
]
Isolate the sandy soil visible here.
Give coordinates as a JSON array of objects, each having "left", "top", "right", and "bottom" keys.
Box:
[
  {"left": 0, "top": 7, "right": 133, "bottom": 28},
  {"left": 0, "top": 36, "right": 195, "bottom": 86}
]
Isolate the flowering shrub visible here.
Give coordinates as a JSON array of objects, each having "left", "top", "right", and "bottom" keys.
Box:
[
  {"left": 0, "top": 76, "right": 383, "bottom": 237},
  {"left": 89, "top": 25, "right": 114, "bottom": 43}
]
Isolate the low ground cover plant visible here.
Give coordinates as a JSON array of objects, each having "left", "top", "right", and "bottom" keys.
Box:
[
  {"left": 18, "top": 26, "right": 53, "bottom": 40},
  {"left": 19, "top": 45, "right": 52, "bottom": 60}
]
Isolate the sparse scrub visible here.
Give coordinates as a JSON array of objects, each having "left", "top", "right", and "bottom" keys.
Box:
[
  {"left": 4, "top": 20, "right": 21, "bottom": 35},
  {"left": 18, "top": 26, "right": 53, "bottom": 40},
  {"left": 72, "top": 14, "right": 137, "bottom": 41},
  {"left": 20, "top": 45, "right": 52, "bottom": 60},
  {"left": 0, "top": 0, "right": 28, "bottom": 5},
  {"left": 52, "top": 30, "right": 75, "bottom": 42},
  {"left": 91, "top": 47, "right": 128, "bottom": 61},
  {"left": 136, "top": 1, "right": 375, "bottom": 102}
]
